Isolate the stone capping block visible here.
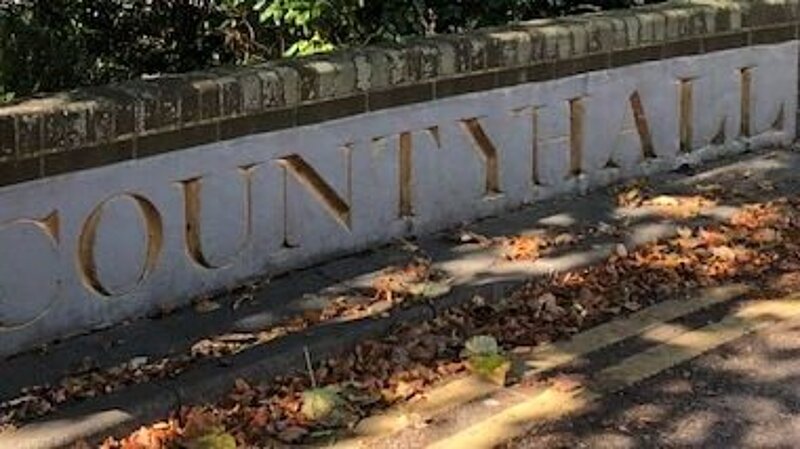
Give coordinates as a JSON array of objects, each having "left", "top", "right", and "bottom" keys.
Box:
[{"left": 0, "top": 0, "right": 798, "bottom": 186}]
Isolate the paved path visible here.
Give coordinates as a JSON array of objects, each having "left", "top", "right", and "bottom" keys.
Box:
[
  {"left": 510, "top": 305, "right": 800, "bottom": 449},
  {"left": 317, "top": 148, "right": 800, "bottom": 449},
  {"left": 328, "top": 288, "right": 800, "bottom": 449}
]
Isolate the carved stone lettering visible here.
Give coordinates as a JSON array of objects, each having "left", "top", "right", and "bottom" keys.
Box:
[
  {"left": 679, "top": 69, "right": 741, "bottom": 151},
  {"left": 180, "top": 165, "right": 259, "bottom": 269},
  {"left": 77, "top": 194, "right": 163, "bottom": 297},
  {"left": 0, "top": 212, "right": 60, "bottom": 330},
  {"left": 460, "top": 118, "right": 502, "bottom": 195},
  {"left": 278, "top": 152, "right": 353, "bottom": 250},
  {"left": 530, "top": 101, "right": 573, "bottom": 186},
  {"left": 396, "top": 127, "right": 441, "bottom": 217},
  {"left": 0, "top": 41, "right": 796, "bottom": 357}
]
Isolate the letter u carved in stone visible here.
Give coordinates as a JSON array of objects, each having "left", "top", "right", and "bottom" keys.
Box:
[{"left": 179, "top": 164, "right": 260, "bottom": 270}]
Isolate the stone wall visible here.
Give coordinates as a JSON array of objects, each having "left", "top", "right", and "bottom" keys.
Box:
[{"left": 0, "top": 0, "right": 797, "bottom": 356}]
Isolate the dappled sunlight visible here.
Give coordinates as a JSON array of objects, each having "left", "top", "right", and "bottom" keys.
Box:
[
  {"left": 427, "top": 388, "right": 596, "bottom": 449},
  {"left": 7, "top": 150, "right": 800, "bottom": 448},
  {"left": 523, "top": 283, "right": 746, "bottom": 374},
  {"left": 0, "top": 408, "right": 136, "bottom": 448},
  {"left": 666, "top": 410, "right": 720, "bottom": 447},
  {"left": 638, "top": 297, "right": 800, "bottom": 348},
  {"left": 536, "top": 213, "right": 578, "bottom": 227},
  {"left": 741, "top": 415, "right": 800, "bottom": 447}
]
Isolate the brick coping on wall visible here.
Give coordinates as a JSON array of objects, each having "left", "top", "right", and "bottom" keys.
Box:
[{"left": 0, "top": 0, "right": 796, "bottom": 188}]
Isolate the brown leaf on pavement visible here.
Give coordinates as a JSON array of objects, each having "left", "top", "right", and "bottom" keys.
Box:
[
  {"left": 550, "top": 374, "right": 586, "bottom": 393},
  {"left": 503, "top": 235, "right": 542, "bottom": 261}
]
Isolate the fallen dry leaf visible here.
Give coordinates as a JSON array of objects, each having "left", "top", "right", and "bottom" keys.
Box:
[
  {"left": 503, "top": 235, "right": 543, "bottom": 261},
  {"left": 550, "top": 374, "right": 585, "bottom": 393},
  {"left": 41, "top": 186, "right": 800, "bottom": 448}
]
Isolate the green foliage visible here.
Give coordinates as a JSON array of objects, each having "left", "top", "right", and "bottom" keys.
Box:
[
  {"left": 0, "top": 0, "right": 655, "bottom": 100},
  {"left": 465, "top": 335, "right": 501, "bottom": 357},
  {"left": 464, "top": 335, "right": 511, "bottom": 385},
  {"left": 468, "top": 353, "right": 511, "bottom": 377},
  {"left": 0, "top": 0, "right": 229, "bottom": 98},
  {"left": 301, "top": 386, "right": 343, "bottom": 421}
]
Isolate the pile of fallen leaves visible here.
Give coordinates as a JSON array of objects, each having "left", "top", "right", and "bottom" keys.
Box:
[
  {"left": 0, "top": 186, "right": 724, "bottom": 429},
  {"left": 0, "top": 258, "right": 455, "bottom": 430},
  {"left": 500, "top": 232, "right": 580, "bottom": 261},
  {"left": 96, "top": 193, "right": 800, "bottom": 448},
  {"left": 370, "top": 257, "right": 451, "bottom": 304},
  {"left": 616, "top": 180, "right": 718, "bottom": 218}
]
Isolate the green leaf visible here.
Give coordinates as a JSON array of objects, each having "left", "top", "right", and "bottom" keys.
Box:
[
  {"left": 301, "top": 386, "right": 342, "bottom": 421},
  {"left": 464, "top": 335, "right": 500, "bottom": 357},
  {"left": 467, "top": 353, "right": 511, "bottom": 385}
]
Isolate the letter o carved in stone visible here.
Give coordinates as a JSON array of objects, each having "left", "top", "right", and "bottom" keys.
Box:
[
  {"left": 77, "top": 194, "right": 163, "bottom": 297},
  {"left": 0, "top": 212, "right": 61, "bottom": 331}
]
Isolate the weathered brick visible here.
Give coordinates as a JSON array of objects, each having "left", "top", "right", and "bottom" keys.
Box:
[
  {"left": 87, "top": 101, "right": 116, "bottom": 143},
  {"left": 712, "top": 6, "right": 740, "bottom": 34},
  {"left": 254, "top": 67, "right": 285, "bottom": 107},
  {"left": 417, "top": 41, "right": 440, "bottom": 79},
  {"left": 556, "top": 53, "right": 610, "bottom": 77},
  {"left": 367, "top": 82, "right": 433, "bottom": 111},
  {"left": 215, "top": 71, "right": 243, "bottom": 117},
  {"left": 635, "top": 12, "right": 659, "bottom": 45},
  {"left": 137, "top": 123, "right": 218, "bottom": 158},
  {"left": 82, "top": 86, "right": 137, "bottom": 137},
  {"left": 467, "top": 34, "right": 490, "bottom": 69},
  {"left": 269, "top": 63, "right": 301, "bottom": 106},
  {"left": 743, "top": 0, "right": 799, "bottom": 27},
  {"left": 330, "top": 55, "right": 357, "bottom": 96},
  {"left": 582, "top": 18, "right": 617, "bottom": 53},
  {"left": 382, "top": 45, "right": 413, "bottom": 85},
  {"left": 188, "top": 76, "right": 222, "bottom": 121},
  {"left": 704, "top": 31, "right": 749, "bottom": 53},
  {"left": 44, "top": 107, "right": 88, "bottom": 151},
  {"left": 0, "top": 0, "right": 793, "bottom": 179},
  {"left": 662, "top": 37, "right": 702, "bottom": 58},
  {"left": 296, "top": 94, "right": 366, "bottom": 125},
  {"left": 219, "top": 107, "right": 295, "bottom": 140},
  {"left": 435, "top": 72, "right": 496, "bottom": 98},
  {"left": 663, "top": 7, "right": 693, "bottom": 40},
  {"left": 351, "top": 51, "right": 373, "bottom": 92},
  {"left": 149, "top": 80, "right": 182, "bottom": 130},
  {"left": 495, "top": 66, "right": 528, "bottom": 87},
  {"left": 0, "top": 116, "right": 15, "bottom": 161},
  {"left": 751, "top": 23, "right": 798, "bottom": 45},
  {"left": 0, "top": 157, "right": 41, "bottom": 187},
  {"left": 176, "top": 79, "right": 201, "bottom": 124},
  {"left": 226, "top": 70, "right": 262, "bottom": 114},
  {"left": 610, "top": 45, "right": 661, "bottom": 68},
  {"left": 437, "top": 35, "right": 472, "bottom": 73},
  {"left": 429, "top": 37, "right": 460, "bottom": 76},
  {"left": 112, "top": 81, "right": 161, "bottom": 133},
  {"left": 43, "top": 139, "right": 132, "bottom": 176},
  {"left": 288, "top": 59, "right": 325, "bottom": 101},
  {"left": 17, "top": 114, "right": 42, "bottom": 157},
  {"left": 622, "top": 14, "right": 641, "bottom": 47},
  {"left": 606, "top": 16, "right": 629, "bottom": 50}
]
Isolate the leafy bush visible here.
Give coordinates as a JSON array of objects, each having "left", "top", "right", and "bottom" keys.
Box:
[{"left": 0, "top": 0, "right": 654, "bottom": 101}]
